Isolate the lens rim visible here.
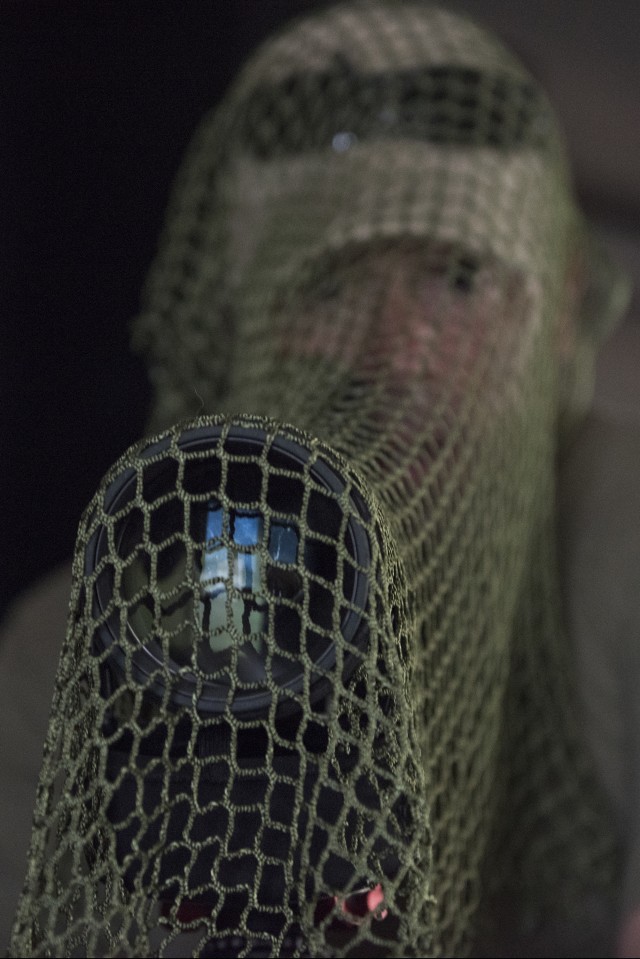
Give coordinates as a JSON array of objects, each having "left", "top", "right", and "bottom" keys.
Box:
[{"left": 89, "top": 424, "right": 370, "bottom": 716}]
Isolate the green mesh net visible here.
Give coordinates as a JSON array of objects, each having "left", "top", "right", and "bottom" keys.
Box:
[{"left": 9, "top": 3, "right": 630, "bottom": 957}]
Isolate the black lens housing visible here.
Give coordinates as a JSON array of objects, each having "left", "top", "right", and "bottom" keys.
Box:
[{"left": 88, "top": 423, "right": 371, "bottom": 718}]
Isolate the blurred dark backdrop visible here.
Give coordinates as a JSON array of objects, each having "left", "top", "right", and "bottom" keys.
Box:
[
  {"left": 1, "top": 0, "right": 333, "bottom": 617},
  {"left": 2, "top": 0, "right": 639, "bottom": 619}
]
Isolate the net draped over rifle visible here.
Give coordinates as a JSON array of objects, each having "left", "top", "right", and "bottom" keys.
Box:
[{"left": 10, "top": 3, "right": 629, "bottom": 957}]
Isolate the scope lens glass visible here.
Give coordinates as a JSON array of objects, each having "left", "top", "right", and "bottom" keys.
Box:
[
  {"left": 97, "top": 431, "right": 369, "bottom": 713},
  {"left": 119, "top": 498, "right": 308, "bottom": 683}
]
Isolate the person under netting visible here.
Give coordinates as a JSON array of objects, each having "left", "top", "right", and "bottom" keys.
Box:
[{"left": 3, "top": 3, "right": 636, "bottom": 957}]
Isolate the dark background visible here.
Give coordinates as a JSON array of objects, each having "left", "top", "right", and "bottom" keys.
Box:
[
  {"left": 1, "top": 0, "right": 333, "bottom": 616},
  {"left": 2, "top": 0, "right": 639, "bottom": 619}
]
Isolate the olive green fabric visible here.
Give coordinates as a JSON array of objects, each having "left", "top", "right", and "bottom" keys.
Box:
[{"left": 9, "top": 3, "right": 629, "bottom": 957}]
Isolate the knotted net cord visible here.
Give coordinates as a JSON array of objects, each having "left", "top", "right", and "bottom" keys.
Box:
[{"left": 10, "top": 3, "right": 628, "bottom": 956}]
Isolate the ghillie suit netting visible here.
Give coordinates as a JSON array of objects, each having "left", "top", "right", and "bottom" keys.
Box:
[{"left": 9, "top": 2, "right": 630, "bottom": 957}]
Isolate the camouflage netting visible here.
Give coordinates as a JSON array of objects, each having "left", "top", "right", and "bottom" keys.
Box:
[{"left": 9, "top": 2, "right": 631, "bottom": 957}]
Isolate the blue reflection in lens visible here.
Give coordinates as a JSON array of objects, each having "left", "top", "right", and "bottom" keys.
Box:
[
  {"left": 198, "top": 505, "right": 300, "bottom": 659},
  {"left": 268, "top": 523, "right": 298, "bottom": 565},
  {"left": 204, "top": 506, "right": 223, "bottom": 544},
  {"left": 234, "top": 513, "right": 262, "bottom": 546}
]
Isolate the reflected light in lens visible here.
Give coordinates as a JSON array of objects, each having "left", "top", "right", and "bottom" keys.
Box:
[{"left": 199, "top": 506, "right": 268, "bottom": 655}]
